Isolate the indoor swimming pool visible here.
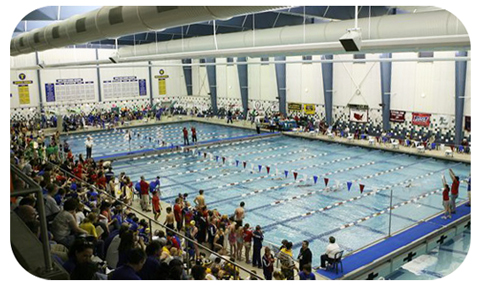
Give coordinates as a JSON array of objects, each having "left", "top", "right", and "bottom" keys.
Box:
[{"left": 67, "top": 122, "right": 470, "bottom": 267}]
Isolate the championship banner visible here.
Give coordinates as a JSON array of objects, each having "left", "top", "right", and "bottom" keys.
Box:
[
  {"left": 288, "top": 103, "right": 302, "bottom": 112},
  {"left": 349, "top": 107, "right": 368, "bottom": 123},
  {"left": 465, "top": 116, "right": 471, "bottom": 131},
  {"left": 304, "top": 104, "right": 315, "bottom": 115},
  {"left": 18, "top": 85, "right": 31, "bottom": 105},
  {"left": 412, "top": 112, "right": 431, "bottom": 127},
  {"left": 155, "top": 69, "right": 169, "bottom": 95},
  {"left": 389, "top": 110, "right": 405, "bottom": 123}
]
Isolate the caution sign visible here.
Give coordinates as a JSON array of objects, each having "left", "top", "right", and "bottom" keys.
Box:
[
  {"left": 154, "top": 69, "right": 169, "bottom": 95},
  {"left": 304, "top": 104, "right": 315, "bottom": 115}
]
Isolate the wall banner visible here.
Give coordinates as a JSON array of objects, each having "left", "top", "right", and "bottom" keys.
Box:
[
  {"left": 349, "top": 106, "right": 368, "bottom": 123},
  {"left": 304, "top": 104, "right": 315, "bottom": 115},
  {"left": 155, "top": 69, "right": 169, "bottom": 96},
  {"left": 465, "top": 116, "right": 471, "bottom": 131},
  {"left": 288, "top": 103, "right": 302, "bottom": 112},
  {"left": 412, "top": 112, "right": 431, "bottom": 126},
  {"left": 389, "top": 110, "right": 405, "bottom": 122},
  {"left": 436, "top": 115, "right": 451, "bottom": 129}
]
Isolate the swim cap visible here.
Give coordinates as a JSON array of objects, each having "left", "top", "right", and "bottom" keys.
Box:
[{"left": 190, "top": 220, "right": 196, "bottom": 226}]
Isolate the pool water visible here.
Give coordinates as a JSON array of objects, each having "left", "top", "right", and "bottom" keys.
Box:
[{"left": 66, "top": 122, "right": 471, "bottom": 267}]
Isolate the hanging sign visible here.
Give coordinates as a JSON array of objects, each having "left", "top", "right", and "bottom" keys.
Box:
[
  {"left": 389, "top": 110, "right": 406, "bottom": 122},
  {"left": 412, "top": 112, "right": 431, "bottom": 127}
]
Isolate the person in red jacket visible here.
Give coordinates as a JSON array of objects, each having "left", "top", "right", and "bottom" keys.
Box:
[
  {"left": 191, "top": 126, "right": 197, "bottom": 144},
  {"left": 182, "top": 127, "right": 189, "bottom": 145},
  {"left": 448, "top": 169, "right": 460, "bottom": 214},
  {"left": 441, "top": 175, "right": 451, "bottom": 219},
  {"left": 139, "top": 176, "right": 150, "bottom": 212},
  {"left": 174, "top": 197, "right": 183, "bottom": 231},
  {"left": 152, "top": 190, "right": 162, "bottom": 221}
]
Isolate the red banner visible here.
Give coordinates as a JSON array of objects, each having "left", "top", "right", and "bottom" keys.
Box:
[
  {"left": 389, "top": 110, "right": 406, "bottom": 122},
  {"left": 412, "top": 113, "right": 431, "bottom": 127}
]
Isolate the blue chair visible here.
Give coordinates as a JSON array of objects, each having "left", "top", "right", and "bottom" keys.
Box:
[
  {"left": 431, "top": 142, "right": 436, "bottom": 150},
  {"left": 458, "top": 145, "right": 464, "bottom": 153},
  {"left": 327, "top": 251, "right": 344, "bottom": 274}
]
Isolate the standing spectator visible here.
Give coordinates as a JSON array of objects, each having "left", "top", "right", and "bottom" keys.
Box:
[
  {"left": 252, "top": 225, "right": 264, "bottom": 269},
  {"left": 85, "top": 136, "right": 93, "bottom": 159},
  {"left": 297, "top": 240, "right": 312, "bottom": 271},
  {"left": 278, "top": 241, "right": 297, "bottom": 280},
  {"left": 174, "top": 197, "right": 183, "bottom": 231},
  {"left": 243, "top": 223, "right": 253, "bottom": 264},
  {"left": 299, "top": 264, "right": 316, "bottom": 280},
  {"left": 227, "top": 110, "right": 233, "bottom": 124},
  {"left": 262, "top": 246, "right": 275, "bottom": 280},
  {"left": 448, "top": 169, "right": 460, "bottom": 214},
  {"left": 320, "top": 236, "right": 341, "bottom": 269},
  {"left": 152, "top": 190, "right": 162, "bottom": 221},
  {"left": 139, "top": 176, "right": 150, "bottom": 212},
  {"left": 191, "top": 126, "right": 197, "bottom": 144},
  {"left": 183, "top": 127, "right": 189, "bottom": 145},
  {"left": 111, "top": 248, "right": 147, "bottom": 280}
]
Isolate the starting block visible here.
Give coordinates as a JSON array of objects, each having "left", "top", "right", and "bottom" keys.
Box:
[
  {"left": 347, "top": 134, "right": 354, "bottom": 142},
  {"left": 417, "top": 145, "right": 425, "bottom": 153},
  {"left": 368, "top": 137, "right": 375, "bottom": 145},
  {"left": 445, "top": 149, "right": 453, "bottom": 157},
  {"left": 327, "top": 133, "right": 335, "bottom": 139}
]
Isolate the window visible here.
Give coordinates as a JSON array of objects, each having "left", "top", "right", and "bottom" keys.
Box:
[
  {"left": 302, "top": 55, "right": 312, "bottom": 64},
  {"left": 353, "top": 53, "right": 366, "bottom": 64}
]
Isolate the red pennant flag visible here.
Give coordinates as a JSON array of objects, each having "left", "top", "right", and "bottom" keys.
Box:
[
  {"left": 243, "top": 161, "right": 247, "bottom": 168},
  {"left": 222, "top": 157, "right": 226, "bottom": 164},
  {"left": 203, "top": 152, "right": 207, "bottom": 158},
  {"left": 293, "top": 172, "right": 298, "bottom": 180},
  {"left": 324, "top": 178, "right": 329, "bottom": 186},
  {"left": 360, "top": 184, "right": 365, "bottom": 193},
  {"left": 266, "top": 166, "right": 270, "bottom": 174}
]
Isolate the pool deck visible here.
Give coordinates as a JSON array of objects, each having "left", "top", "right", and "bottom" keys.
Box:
[{"left": 43, "top": 115, "right": 470, "bottom": 164}]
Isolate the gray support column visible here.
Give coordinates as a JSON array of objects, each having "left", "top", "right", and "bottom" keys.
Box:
[
  {"left": 148, "top": 61, "right": 154, "bottom": 106},
  {"left": 182, "top": 59, "right": 193, "bottom": 95},
  {"left": 95, "top": 49, "right": 102, "bottom": 102},
  {"left": 380, "top": 53, "right": 392, "bottom": 131},
  {"left": 35, "top": 52, "right": 43, "bottom": 111},
  {"left": 274, "top": 56, "right": 287, "bottom": 116},
  {"left": 321, "top": 54, "right": 333, "bottom": 126},
  {"left": 237, "top": 57, "right": 249, "bottom": 119},
  {"left": 205, "top": 58, "right": 218, "bottom": 115},
  {"left": 454, "top": 51, "right": 468, "bottom": 145}
]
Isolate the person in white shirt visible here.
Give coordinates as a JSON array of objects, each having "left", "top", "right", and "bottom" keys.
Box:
[
  {"left": 85, "top": 136, "right": 94, "bottom": 159},
  {"left": 320, "top": 236, "right": 341, "bottom": 268}
]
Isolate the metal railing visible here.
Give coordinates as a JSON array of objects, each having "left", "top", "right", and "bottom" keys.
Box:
[
  {"left": 46, "top": 160, "right": 263, "bottom": 280},
  {"left": 10, "top": 164, "right": 54, "bottom": 273}
]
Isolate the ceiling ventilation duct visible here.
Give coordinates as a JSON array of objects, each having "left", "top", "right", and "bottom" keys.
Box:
[
  {"left": 10, "top": 6, "right": 284, "bottom": 56},
  {"left": 115, "top": 10, "right": 468, "bottom": 58}
]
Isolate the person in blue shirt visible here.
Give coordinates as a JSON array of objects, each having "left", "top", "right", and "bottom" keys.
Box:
[
  {"left": 111, "top": 248, "right": 147, "bottom": 280},
  {"left": 252, "top": 225, "right": 264, "bottom": 268},
  {"left": 298, "top": 264, "right": 316, "bottom": 280},
  {"left": 137, "top": 240, "right": 162, "bottom": 280},
  {"left": 149, "top": 176, "right": 161, "bottom": 193}
]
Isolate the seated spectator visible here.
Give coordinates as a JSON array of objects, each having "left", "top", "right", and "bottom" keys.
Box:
[
  {"left": 190, "top": 264, "right": 206, "bottom": 280},
  {"left": 45, "top": 184, "right": 61, "bottom": 219},
  {"left": 320, "top": 236, "right": 341, "bottom": 269},
  {"left": 137, "top": 240, "right": 162, "bottom": 280},
  {"left": 70, "top": 261, "right": 107, "bottom": 280},
  {"left": 51, "top": 198, "right": 89, "bottom": 247},
  {"left": 111, "top": 248, "right": 147, "bottom": 280},
  {"left": 62, "top": 239, "right": 95, "bottom": 274}
]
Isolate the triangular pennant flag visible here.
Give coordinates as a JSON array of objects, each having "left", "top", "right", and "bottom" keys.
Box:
[
  {"left": 266, "top": 166, "right": 270, "bottom": 174},
  {"left": 324, "top": 178, "right": 329, "bottom": 186},
  {"left": 313, "top": 176, "right": 318, "bottom": 184},
  {"left": 284, "top": 170, "right": 289, "bottom": 178},
  {"left": 236, "top": 160, "right": 239, "bottom": 167},
  {"left": 359, "top": 184, "right": 365, "bottom": 193},
  {"left": 293, "top": 172, "right": 298, "bottom": 180},
  {"left": 243, "top": 161, "right": 247, "bottom": 168},
  {"left": 222, "top": 157, "right": 226, "bottom": 164},
  {"left": 215, "top": 156, "right": 219, "bottom": 162},
  {"left": 198, "top": 151, "right": 201, "bottom": 156},
  {"left": 347, "top": 181, "right": 352, "bottom": 191},
  {"left": 203, "top": 152, "right": 207, "bottom": 158},
  {"left": 258, "top": 165, "right": 262, "bottom": 172}
]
